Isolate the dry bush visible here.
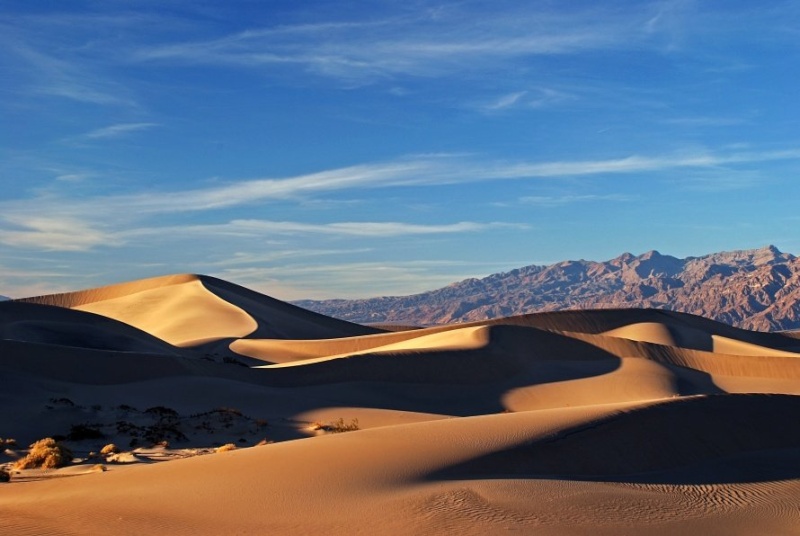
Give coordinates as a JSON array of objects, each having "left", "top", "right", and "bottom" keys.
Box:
[
  {"left": 314, "top": 418, "right": 360, "bottom": 434},
  {"left": 14, "top": 438, "right": 73, "bottom": 470},
  {"left": 0, "top": 438, "right": 17, "bottom": 449},
  {"left": 100, "top": 443, "right": 119, "bottom": 456},
  {"left": 91, "top": 464, "right": 107, "bottom": 473},
  {"left": 329, "top": 418, "right": 360, "bottom": 433},
  {"left": 215, "top": 443, "right": 237, "bottom": 453}
]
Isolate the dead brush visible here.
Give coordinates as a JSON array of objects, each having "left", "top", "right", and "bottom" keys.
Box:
[
  {"left": 14, "top": 438, "right": 73, "bottom": 470},
  {"left": 100, "top": 443, "right": 119, "bottom": 456},
  {"left": 312, "top": 418, "right": 360, "bottom": 434}
]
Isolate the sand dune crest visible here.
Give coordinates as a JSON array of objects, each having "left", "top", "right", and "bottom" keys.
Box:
[{"left": 3, "top": 274, "right": 800, "bottom": 535}]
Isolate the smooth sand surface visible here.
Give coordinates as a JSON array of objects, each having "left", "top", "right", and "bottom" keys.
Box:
[{"left": 3, "top": 274, "right": 800, "bottom": 535}]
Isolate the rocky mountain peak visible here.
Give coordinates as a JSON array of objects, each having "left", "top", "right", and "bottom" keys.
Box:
[{"left": 295, "top": 246, "right": 800, "bottom": 331}]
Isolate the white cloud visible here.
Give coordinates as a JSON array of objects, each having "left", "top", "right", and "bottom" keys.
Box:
[
  {"left": 5, "top": 39, "right": 135, "bottom": 106},
  {"left": 225, "top": 219, "right": 520, "bottom": 237},
  {"left": 485, "top": 91, "right": 528, "bottom": 111},
  {"left": 3, "top": 146, "right": 800, "bottom": 231},
  {"left": 92, "top": 148, "right": 800, "bottom": 213},
  {"left": 83, "top": 123, "right": 159, "bottom": 139},
  {"left": 519, "top": 194, "right": 635, "bottom": 206},
  {"left": 482, "top": 88, "right": 574, "bottom": 112},
  {"left": 217, "top": 259, "right": 526, "bottom": 300},
  {"left": 133, "top": 8, "right": 626, "bottom": 83},
  {"left": 0, "top": 216, "right": 117, "bottom": 251},
  {"left": 121, "top": 219, "right": 522, "bottom": 240}
]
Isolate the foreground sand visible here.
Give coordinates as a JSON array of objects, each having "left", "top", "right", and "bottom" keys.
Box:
[{"left": 2, "top": 274, "right": 800, "bottom": 535}]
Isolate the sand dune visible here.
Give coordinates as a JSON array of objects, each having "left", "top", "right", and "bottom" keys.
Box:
[
  {"left": 19, "top": 274, "right": 381, "bottom": 347},
  {"left": 3, "top": 274, "right": 800, "bottom": 535}
]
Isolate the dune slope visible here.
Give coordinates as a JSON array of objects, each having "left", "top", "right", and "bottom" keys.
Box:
[{"left": 2, "top": 274, "right": 800, "bottom": 535}]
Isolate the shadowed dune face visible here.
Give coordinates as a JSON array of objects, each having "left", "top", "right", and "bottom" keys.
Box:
[
  {"left": 18, "top": 274, "right": 381, "bottom": 347},
  {"left": 428, "top": 395, "right": 800, "bottom": 484},
  {"left": 4, "top": 274, "right": 800, "bottom": 535},
  {"left": 0, "top": 301, "right": 184, "bottom": 354}
]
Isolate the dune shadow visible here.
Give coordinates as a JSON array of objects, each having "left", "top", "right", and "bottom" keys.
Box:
[
  {"left": 253, "top": 325, "right": 628, "bottom": 416},
  {"left": 422, "top": 394, "right": 800, "bottom": 485}
]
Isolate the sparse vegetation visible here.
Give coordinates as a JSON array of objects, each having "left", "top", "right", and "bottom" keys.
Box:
[
  {"left": 91, "top": 464, "right": 107, "bottom": 472},
  {"left": 100, "top": 443, "right": 119, "bottom": 456},
  {"left": 14, "top": 438, "right": 73, "bottom": 470},
  {"left": 215, "top": 443, "right": 237, "bottom": 453},
  {"left": 0, "top": 467, "right": 10, "bottom": 482},
  {"left": 0, "top": 438, "right": 17, "bottom": 449},
  {"left": 313, "top": 418, "right": 360, "bottom": 433}
]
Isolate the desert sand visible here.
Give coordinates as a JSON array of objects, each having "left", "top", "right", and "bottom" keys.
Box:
[{"left": 2, "top": 274, "right": 800, "bottom": 535}]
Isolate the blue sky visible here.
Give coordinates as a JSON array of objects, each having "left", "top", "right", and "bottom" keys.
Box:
[{"left": 2, "top": 1, "right": 800, "bottom": 300}]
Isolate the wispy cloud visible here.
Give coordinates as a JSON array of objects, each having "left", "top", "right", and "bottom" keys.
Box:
[
  {"left": 1, "top": 146, "right": 799, "bottom": 254},
  {"left": 94, "top": 148, "right": 800, "bottom": 213},
  {"left": 519, "top": 194, "right": 635, "bottom": 207},
  {"left": 482, "top": 87, "right": 574, "bottom": 112},
  {"left": 0, "top": 216, "right": 117, "bottom": 251},
  {"left": 221, "top": 219, "right": 519, "bottom": 237},
  {"left": 83, "top": 123, "right": 159, "bottom": 139},
  {"left": 122, "top": 219, "right": 522, "bottom": 240},
  {"left": 663, "top": 116, "right": 746, "bottom": 127},
  {"left": 217, "top": 259, "right": 525, "bottom": 300},
  {"left": 485, "top": 91, "right": 528, "bottom": 111},
  {"left": 209, "top": 248, "right": 375, "bottom": 268},
  {"left": 3, "top": 146, "right": 800, "bottom": 226},
  {"left": 4, "top": 39, "right": 135, "bottom": 106},
  {"left": 132, "top": 8, "right": 629, "bottom": 84}
]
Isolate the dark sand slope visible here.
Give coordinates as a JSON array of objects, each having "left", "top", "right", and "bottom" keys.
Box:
[{"left": 2, "top": 274, "right": 800, "bottom": 535}]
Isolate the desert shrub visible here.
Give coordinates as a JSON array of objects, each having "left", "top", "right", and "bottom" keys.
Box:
[
  {"left": 314, "top": 418, "right": 360, "bottom": 434},
  {"left": 100, "top": 443, "right": 119, "bottom": 456},
  {"left": 14, "top": 438, "right": 73, "bottom": 470},
  {"left": 0, "top": 438, "right": 17, "bottom": 449},
  {"left": 91, "top": 464, "right": 107, "bottom": 472},
  {"left": 0, "top": 467, "right": 10, "bottom": 482},
  {"left": 215, "top": 443, "right": 237, "bottom": 453},
  {"left": 329, "top": 418, "right": 360, "bottom": 433}
]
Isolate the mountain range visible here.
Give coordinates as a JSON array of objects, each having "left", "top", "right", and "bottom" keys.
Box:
[{"left": 294, "top": 245, "right": 800, "bottom": 332}]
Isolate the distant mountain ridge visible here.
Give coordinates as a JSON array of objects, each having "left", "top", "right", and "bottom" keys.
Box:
[{"left": 294, "top": 245, "right": 800, "bottom": 331}]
